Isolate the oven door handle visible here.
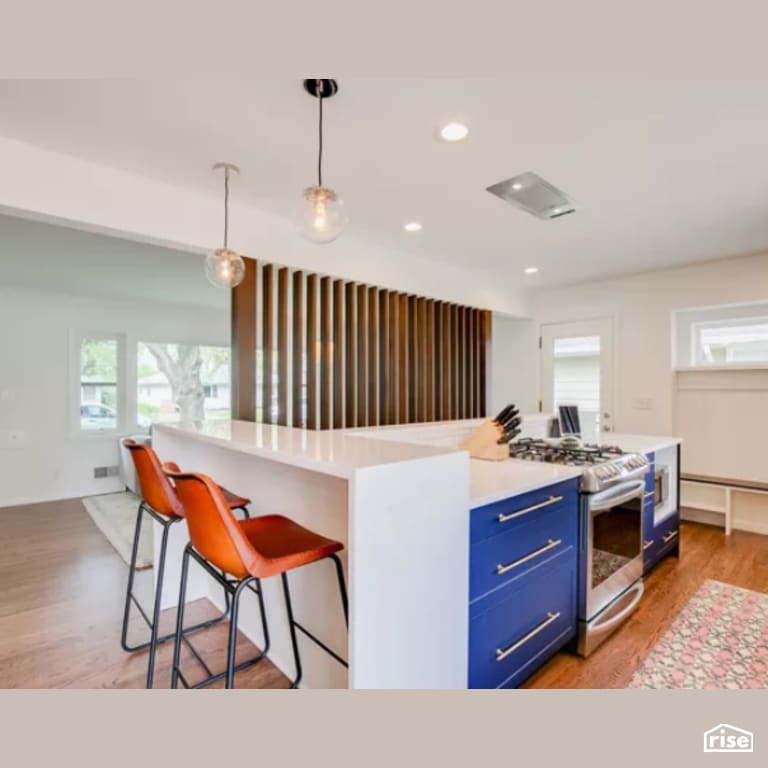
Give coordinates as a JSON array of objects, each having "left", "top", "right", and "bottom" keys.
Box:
[{"left": 589, "top": 479, "right": 646, "bottom": 512}]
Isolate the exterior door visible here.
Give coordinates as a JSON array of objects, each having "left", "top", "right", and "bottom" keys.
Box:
[{"left": 540, "top": 318, "right": 614, "bottom": 440}]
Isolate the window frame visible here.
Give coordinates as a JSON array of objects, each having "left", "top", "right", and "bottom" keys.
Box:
[{"left": 70, "top": 330, "right": 127, "bottom": 439}]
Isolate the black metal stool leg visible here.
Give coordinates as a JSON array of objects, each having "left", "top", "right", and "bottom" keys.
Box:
[
  {"left": 330, "top": 554, "right": 349, "bottom": 628},
  {"left": 170, "top": 545, "right": 191, "bottom": 689},
  {"left": 233, "top": 505, "right": 250, "bottom": 519},
  {"left": 146, "top": 517, "right": 172, "bottom": 689},
  {"left": 120, "top": 501, "right": 145, "bottom": 652},
  {"left": 226, "top": 578, "right": 255, "bottom": 689},
  {"left": 281, "top": 572, "right": 303, "bottom": 689}
]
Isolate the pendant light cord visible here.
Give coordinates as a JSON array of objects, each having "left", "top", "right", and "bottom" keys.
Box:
[
  {"left": 317, "top": 79, "right": 324, "bottom": 187},
  {"left": 223, "top": 166, "right": 230, "bottom": 250}
]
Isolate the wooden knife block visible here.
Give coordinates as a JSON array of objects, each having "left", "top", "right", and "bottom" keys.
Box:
[{"left": 459, "top": 420, "right": 509, "bottom": 461}]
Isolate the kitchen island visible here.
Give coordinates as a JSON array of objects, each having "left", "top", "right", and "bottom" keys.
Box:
[{"left": 151, "top": 419, "right": 680, "bottom": 689}]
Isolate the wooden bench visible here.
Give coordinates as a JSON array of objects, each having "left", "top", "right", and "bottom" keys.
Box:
[{"left": 681, "top": 473, "right": 768, "bottom": 536}]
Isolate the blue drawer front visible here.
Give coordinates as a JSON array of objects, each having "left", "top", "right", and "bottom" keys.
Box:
[
  {"left": 470, "top": 503, "right": 577, "bottom": 602},
  {"left": 644, "top": 512, "right": 679, "bottom": 570},
  {"left": 469, "top": 552, "right": 577, "bottom": 689},
  {"left": 470, "top": 478, "right": 579, "bottom": 544},
  {"left": 645, "top": 454, "right": 655, "bottom": 494}
]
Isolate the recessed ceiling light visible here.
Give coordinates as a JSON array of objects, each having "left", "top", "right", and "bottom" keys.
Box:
[
  {"left": 524, "top": 266, "right": 539, "bottom": 275},
  {"left": 404, "top": 221, "right": 423, "bottom": 232},
  {"left": 438, "top": 122, "right": 469, "bottom": 142}
]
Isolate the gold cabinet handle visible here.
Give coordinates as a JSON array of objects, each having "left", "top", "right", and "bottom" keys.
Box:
[
  {"left": 496, "top": 612, "right": 561, "bottom": 662},
  {"left": 497, "top": 495, "right": 563, "bottom": 523},
  {"left": 496, "top": 539, "right": 562, "bottom": 576},
  {"left": 643, "top": 539, "right": 654, "bottom": 551},
  {"left": 662, "top": 529, "right": 678, "bottom": 544}
]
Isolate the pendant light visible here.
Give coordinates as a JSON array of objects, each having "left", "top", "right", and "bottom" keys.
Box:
[
  {"left": 205, "top": 162, "right": 246, "bottom": 288},
  {"left": 297, "top": 78, "right": 347, "bottom": 244}
]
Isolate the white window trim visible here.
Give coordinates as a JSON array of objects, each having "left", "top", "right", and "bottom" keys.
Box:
[{"left": 69, "top": 329, "right": 127, "bottom": 439}]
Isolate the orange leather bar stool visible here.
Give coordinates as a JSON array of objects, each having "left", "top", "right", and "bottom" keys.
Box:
[
  {"left": 121, "top": 439, "right": 252, "bottom": 688},
  {"left": 167, "top": 470, "right": 348, "bottom": 689}
]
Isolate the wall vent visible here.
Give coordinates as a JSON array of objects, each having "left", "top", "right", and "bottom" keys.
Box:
[
  {"left": 486, "top": 172, "right": 577, "bottom": 220},
  {"left": 94, "top": 465, "right": 120, "bottom": 479}
]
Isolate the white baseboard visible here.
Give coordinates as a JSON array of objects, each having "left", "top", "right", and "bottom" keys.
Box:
[{"left": 681, "top": 507, "right": 768, "bottom": 536}]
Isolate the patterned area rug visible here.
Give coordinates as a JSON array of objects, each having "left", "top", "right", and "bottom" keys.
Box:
[
  {"left": 82, "top": 492, "right": 153, "bottom": 569},
  {"left": 629, "top": 579, "right": 768, "bottom": 689}
]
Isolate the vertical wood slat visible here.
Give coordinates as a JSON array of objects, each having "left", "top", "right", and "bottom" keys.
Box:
[
  {"left": 231, "top": 257, "right": 257, "bottom": 422},
  {"left": 407, "top": 296, "right": 418, "bottom": 423},
  {"left": 345, "top": 282, "right": 357, "bottom": 427},
  {"left": 425, "top": 299, "right": 435, "bottom": 421},
  {"left": 368, "top": 286, "right": 378, "bottom": 426},
  {"left": 262, "top": 264, "right": 274, "bottom": 424},
  {"left": 416, "top": 297, "right": 427, "bottom": 422},
  {"left": 434, "top": 301, "right": 443, "bottom": 420},
  {"left": 306, "top": 273, "right": 318, "bottom": 429},
  {"left": 379, "top": 290, "right": 390, "bottom": 425},
  {"left": 451, "top": 304, "right": 460, "bottom": 420},
  {"left": 357, "top": 284, "right": 368, "bottom": 427},
  {"left": 474, "top": 308, "right": 482, "bottom": 419},
  {"left": 459, "top": 305, "right": 467, "bottom": 420},
  {"left": 277, "top": 267, "right": 289, "bottom": 426},
  {"left": 442, "top": 302, "right": 452, "bottom": 420},
  {"left": 332, "top": 279, "right": 344, "bottom": 429},
  {"left": 398, "top": 293, "right": 409, "bottom": 424},
  {"left": 467, "top": 307, "right": 476, "bottom": 418},
  {"left": 292, "top": 270, "right": 304, "bottom": 427},
  {"left": 389, "top": 291, "right": 400, "bottom": 424},
  {"left": 320, "top": 276, "right": 332, "bottom": 430},
  {"left": 479, "top": 309, "right": 491, "bottom": 417}
]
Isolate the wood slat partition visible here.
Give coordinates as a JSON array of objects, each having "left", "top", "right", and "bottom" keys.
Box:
[
  {"left": 231, "top": 257, "right": 257, "bottom": 422},
  {"left": 332, "top": 279, "right": 344, "bottom": 429},
  {"left": 306, "top": 273, "right": 318, "bottom": 429},
  {"left": 277, "top": 267, "right": 289, "bottom": 426},
  {"left": 262, "top": 264, "right": 274, "bottom": 424},
  {"left": 230, "top": 260, "right": 491, "bottom": 429},
  {"left": 320, "top": 276, "right": 332, "bottom": 430},
  {"left": 292, "top": 270, "right": 304, "bottom": 427}
]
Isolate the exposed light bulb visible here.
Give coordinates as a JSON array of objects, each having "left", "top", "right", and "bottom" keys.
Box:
[
  {"left": 205, "top": 248, "right": 246, "bottom": 288},
  {"left": 404, "top": 221, "right": 423, "bottom": 232},
  {"left": 439, "top": 122, "right": 469, "bottom": 142},
  {"left": 298, "top": 186, "right": 347, "bottom": 244},
  {"left": 524, "top": 266, "right": 539, "bottom": 275}
]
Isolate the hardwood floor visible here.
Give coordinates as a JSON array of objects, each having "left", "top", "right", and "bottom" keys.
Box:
[
  {"left": 0, "top": 497, "right": 290, "bottom": 689},
  {"left": 1, "top": 499, "right": 766, "bottom": 689},
  {"left": 525, "top": 517, "right": 768, "bottom": 688}
]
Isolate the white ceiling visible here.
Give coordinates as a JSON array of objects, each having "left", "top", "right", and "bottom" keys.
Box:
[{"left": 1, "top": 79, "right": 768, "bottom": 288}]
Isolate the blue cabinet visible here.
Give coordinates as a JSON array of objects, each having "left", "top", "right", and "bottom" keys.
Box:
[
  {"left": 642, "top": 450, "right": 680, "bottom": 573},
  {"left": 468, "top": 478, "right": 579, "bottom": 689}
]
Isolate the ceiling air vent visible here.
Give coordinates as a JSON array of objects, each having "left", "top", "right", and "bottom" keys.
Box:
[{"left": 486, "top": 172, "right": 577, "bottom": 220}]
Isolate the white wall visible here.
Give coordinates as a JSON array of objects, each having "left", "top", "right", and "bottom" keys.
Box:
[
  {"left": 525, "top": 251, "right": 768, "bottom": 442},
  {"left": 490, "top": 315, "right": 539, "bottom": 416},
  {"left": 0, "top": 285, "right": 228, "bottom": 507}
]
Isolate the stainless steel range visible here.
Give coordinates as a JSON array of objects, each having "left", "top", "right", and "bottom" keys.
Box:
[{"left": 510, "top": 437, "right": 649, "bottom": 656}]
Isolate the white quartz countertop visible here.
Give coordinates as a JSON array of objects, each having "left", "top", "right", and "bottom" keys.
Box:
[
  {"left": 152, "top": 420, "right": 456, "bottom": 479},
  {"left": 154, "top": 420, "right": 681, "bottom": 506}
]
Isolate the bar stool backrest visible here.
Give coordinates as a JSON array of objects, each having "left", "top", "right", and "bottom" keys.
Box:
[
  {"left": 165, "top": 471, "right": 257, "bottom": 580},
  {"left": 122, "top": 439, "right": 184, "bottom": 519}
]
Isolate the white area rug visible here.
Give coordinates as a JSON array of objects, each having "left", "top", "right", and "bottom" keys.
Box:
[{"left": 82, "top": 492, "right": 153, "bottom": 569}]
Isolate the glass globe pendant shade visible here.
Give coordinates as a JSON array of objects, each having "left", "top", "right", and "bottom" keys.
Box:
[
  {"left": 297, "top": 186, "right": 347, "bottom": 244},
  {"left": 205, "top": 248, "right": 246, "bottom": 288}
]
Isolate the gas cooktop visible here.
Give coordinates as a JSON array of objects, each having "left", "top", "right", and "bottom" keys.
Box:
[{"left": 509, "top": 437, "right": 649, "bottom": 493}]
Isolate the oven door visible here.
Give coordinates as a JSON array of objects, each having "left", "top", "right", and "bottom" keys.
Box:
[{"left": 583, "top": 478, "right": 645, "bottom": 620}]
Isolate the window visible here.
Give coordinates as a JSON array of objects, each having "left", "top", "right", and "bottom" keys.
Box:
[
  {"left": 552, "top": 335, "right": 601, "bottom": 414},
  {"left": 137, "top": 342, "right": 231, "bottom": 425},
  {"left": 674, "top": 301, "right": 768, "bottom": 369},
  {"left": 694, "top": 318, "right": 768, "bottom": 365},
  {"left": 79, "top": 337, "right": 119, "bottom": 431}
]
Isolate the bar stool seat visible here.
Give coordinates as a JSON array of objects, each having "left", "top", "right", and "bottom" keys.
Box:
[{"left": 237, "top": 516, "right": 343, "bottom": 578}]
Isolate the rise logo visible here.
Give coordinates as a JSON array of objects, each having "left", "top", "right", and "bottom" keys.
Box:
[{"left": 703, "top": 724, "right": 754, "bottom": 753}]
